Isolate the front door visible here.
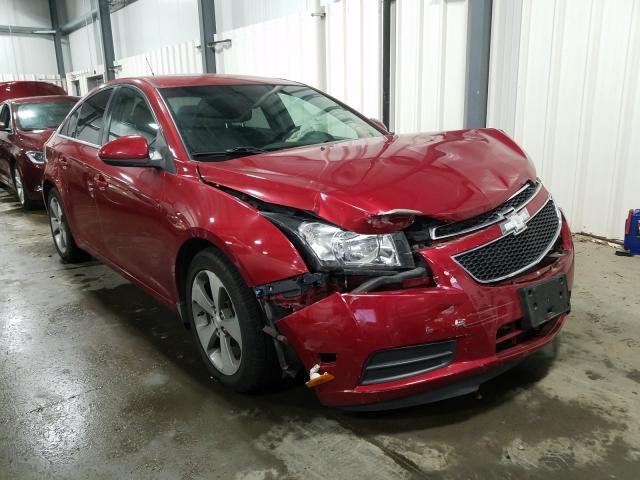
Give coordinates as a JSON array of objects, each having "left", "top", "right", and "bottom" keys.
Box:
[{"left": 92, "top": 86, "right": 176, "bottom": 300}]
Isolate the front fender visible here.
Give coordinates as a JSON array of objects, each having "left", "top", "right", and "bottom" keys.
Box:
[{"left": 171, "top": 179, "right": 309, "bottom": 287}]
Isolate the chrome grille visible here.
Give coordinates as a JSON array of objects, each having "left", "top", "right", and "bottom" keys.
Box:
[
  {"left": 453, "top": 198, "right": 561, "bottom": 283},
  {"left": 431, "top": 181, "right": 540, "bottom": 240}
]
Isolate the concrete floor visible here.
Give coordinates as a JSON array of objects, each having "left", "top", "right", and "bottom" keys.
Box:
[{"left": 1, "top": 187, "right": 639, "bottom": 480}]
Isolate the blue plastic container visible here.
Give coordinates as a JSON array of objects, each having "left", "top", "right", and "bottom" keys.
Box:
[{"left": 624, "top": 209, "right": 640, "bottom": 255}]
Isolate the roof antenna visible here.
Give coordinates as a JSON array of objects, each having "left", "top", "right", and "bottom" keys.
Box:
[{"left": 145, "top": 56, "right": 155, "bottom": 76}]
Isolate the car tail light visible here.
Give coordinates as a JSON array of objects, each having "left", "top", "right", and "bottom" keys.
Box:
[{"left": 625, "top": 209, "right": 633, "bottom": 235}]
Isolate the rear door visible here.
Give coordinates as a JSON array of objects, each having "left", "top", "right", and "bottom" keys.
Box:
[
  {"left": 91, "top": 85, "right": 175, "bottom": 299},
  {"left": 54, "top": 88, "right": 113, "bottom": 253}
]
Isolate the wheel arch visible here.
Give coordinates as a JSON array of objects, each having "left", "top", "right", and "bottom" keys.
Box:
[{"left": 42, "top": 179, "right": 55, "bottom": 207}]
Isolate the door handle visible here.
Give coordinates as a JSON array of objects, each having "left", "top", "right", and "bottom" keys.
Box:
[{"left": 94, "top": 174, "right": 108, "bottom": 191}]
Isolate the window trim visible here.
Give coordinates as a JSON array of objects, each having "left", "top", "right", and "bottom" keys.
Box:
[
  {"left": 103, "top": 84, "right": 175, "bottom": 173},
  {"left": 55, "top": 87, "right": 114, "bottom": 148},
  {"left": 103, "top": 84, "right": 163, "bottom": 145},
  {"left": 0, "top": 103, "right": 13, "bottom": 132},
  {"left": 74, "top": 87, "right": 114, "bottom": 146}
]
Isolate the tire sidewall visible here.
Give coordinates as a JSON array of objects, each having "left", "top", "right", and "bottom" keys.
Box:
[
  {"left": 47, "top": 188, "right": 72, "bottom": 262},
  {"left": 185, "top": 249, "right": 269, "bottom": 390},
  {"left": 12, "top": 164, "right": 29, "bottom": 209}
]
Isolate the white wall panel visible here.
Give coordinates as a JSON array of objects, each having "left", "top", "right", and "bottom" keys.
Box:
[
  {"left": 215, "top": 0, "right": 335, "bottom": 32},
  {"left": 67, "top": 22, "right": 103, "bottom": 72},
  {"left": 0, "top": 0, "right": 58, "bottom": 75},
  {"left": 488, "top": 0, "right": 640, "bottom": 240},
  {"left": 325, "top": 0, "right": 381, "bottom": 118},
  {"left": 393, "top": 0, "right": 468, "bottom": 134},
  {"left": 111, "top": 0, "right": 200, "bottom": 59},
  {"left": 116, "top": 41, "right": 202, "bottom": 77},
  {"left": 214, "top": 10, "right": 324, "bottom": 89}
]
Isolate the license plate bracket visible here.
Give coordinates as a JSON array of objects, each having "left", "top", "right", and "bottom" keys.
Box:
[{"left": 518, "top": 274, "right": 570, "bottom": 329}]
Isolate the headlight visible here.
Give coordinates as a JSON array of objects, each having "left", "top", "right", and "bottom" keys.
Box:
[
  {"left": 265, "top": 214, "right": 415, "bottom": 271},
  {"left": 26, "top": 151, "right": 44, "bottom": 164}
]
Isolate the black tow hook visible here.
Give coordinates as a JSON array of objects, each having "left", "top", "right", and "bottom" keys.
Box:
[{"left": 350, "top": 267, "right": 428, "bottom": 293}]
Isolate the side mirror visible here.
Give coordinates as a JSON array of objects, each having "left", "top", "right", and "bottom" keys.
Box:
[
  {"left": 369, "top": 118, "right": 389, "bottom": 133},
  {"left": 98, "top": 135, "right": 152, "bottom": 167},
  {"left": 0, "top": 120, "right": 10, "bottom": 131}
]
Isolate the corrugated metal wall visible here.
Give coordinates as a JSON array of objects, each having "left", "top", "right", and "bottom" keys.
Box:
[
  {"left": 489, "top": 0, "right": 640, "bottom": 240},
  {"left": 213, "top": 10, "right": 324, "bottom": 91},
  {"left": 392, "top": 0, "right": 468, "bottom": 133},
  {"left": 116, "top": 41, "right": 202, "bottom": 78},
  {"left": 325, "top": 0, "right": 381, "bottom": 119}
]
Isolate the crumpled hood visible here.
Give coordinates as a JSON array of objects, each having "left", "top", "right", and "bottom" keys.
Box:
[{"left": 197, "top": 128, "right": 536, "bottom": 233}]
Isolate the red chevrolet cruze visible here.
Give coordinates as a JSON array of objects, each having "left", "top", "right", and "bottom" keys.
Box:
[
  {"left": 43, "top": 75, "right": 574, "bottom": 410},
  {"left": 0, "top": 95, "right": 77, "bottom": 209}
]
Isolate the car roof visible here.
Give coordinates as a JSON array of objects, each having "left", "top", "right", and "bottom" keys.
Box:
[
  {"left": 111, "top": 74, "right": 303, "bottom": 89},
  {"left": 9, "top": 95, "right": 79, "bottom": 105}
]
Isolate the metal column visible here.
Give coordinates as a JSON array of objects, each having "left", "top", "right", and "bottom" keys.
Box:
[
  {"left": 381, "top": 0, "right": 392, "bottom": 129},
  {"left": 465, "top": 0, "right": 493, "bottom": 128},
  {"left": 97, "top": 0, "right": 116, "bottom": 81},
  {"left": 48, "top": 0, "right": 65, "bottom": 77},
  {"left": 197, "top": 0, "right": 217, "bottom": 73}
]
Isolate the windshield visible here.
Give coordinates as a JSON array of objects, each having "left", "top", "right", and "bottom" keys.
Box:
[
  {"left": 160, "top": 84, "right": 383, "bottom": 160},
  {"left": 16, "top": 101, "right": 76, "bottom": 131}
]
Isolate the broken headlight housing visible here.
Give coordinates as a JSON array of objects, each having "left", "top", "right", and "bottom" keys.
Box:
[{"left": 264, "top": 213, "right": 415, "bottom": 272}]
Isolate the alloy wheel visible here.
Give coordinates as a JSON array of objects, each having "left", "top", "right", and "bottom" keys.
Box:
[
  {"left": 13, "top": 167, "right": 24, "bottom": 205},
  {"left": 48, "top": 196, "right": 68, "bottom": 254},
  {"left": 191, "top": 270, "right": 243, "bottom": 376}
]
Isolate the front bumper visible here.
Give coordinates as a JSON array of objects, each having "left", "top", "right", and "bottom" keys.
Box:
[{"left": 278, "top": 204, "right": 575, "bottom": 409}]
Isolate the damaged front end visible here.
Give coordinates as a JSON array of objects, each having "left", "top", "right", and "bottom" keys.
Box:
[
  {"left": 211, "top": 187, "right": 436, "bottom": 382},
  {"left": 210, "top": 178, "right": 574, "bottom": 409}
]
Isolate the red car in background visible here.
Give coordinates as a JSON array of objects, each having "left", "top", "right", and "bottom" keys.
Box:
[
  {"left": 0, "top": 96, "right": 78, "bottom": 209},
  {"left": 0, "top": 80, "right": 66, "bottom": 103},
  {"left": 42, "top": 75, "right": 574, "bottom": 410}
]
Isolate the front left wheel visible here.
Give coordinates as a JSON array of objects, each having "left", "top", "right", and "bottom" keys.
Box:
[
  {"left": 12, "top": 164, "right": 35, "bottom": 210},
  {"left": 185, "top": 247, "right": 279, "bottom": 392},
  {"left": 47, "top": 188, "right": 86, "bottom": 263}
]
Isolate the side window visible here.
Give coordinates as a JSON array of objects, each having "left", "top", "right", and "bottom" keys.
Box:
[
  {"left": 107, "top": 87, "right": 166, "bottom": 160},
  {"left": 60, "top": 108, "right": 80, "bottom": 137},
  {"left": 75, "top": 89, "right": 112, "bottom": 145},
  {"left": 0, "top": 104, "right": 10, "bottom": 129}
]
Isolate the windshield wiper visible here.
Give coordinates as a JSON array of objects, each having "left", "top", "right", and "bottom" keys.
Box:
[{"left": 192, "top": 146, "right": 266, "bottom": 158}]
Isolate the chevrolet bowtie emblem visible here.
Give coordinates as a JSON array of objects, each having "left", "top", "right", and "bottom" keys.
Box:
[{"left": 500, "top": 208, "right": 530, "bottom": 235}]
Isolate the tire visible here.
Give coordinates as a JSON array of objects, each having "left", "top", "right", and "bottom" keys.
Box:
[
  {"left": 47, "top": 188, "right": 86, "bottom": 263},
  {"left": 12, "top": 164, "right": 36, "bottom": 210},
  {"left": 185, "top": 247, "right": 279, "bottom": 392}
]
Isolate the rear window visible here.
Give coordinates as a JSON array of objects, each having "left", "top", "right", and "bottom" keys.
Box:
[{"left": 16, "top": 101, "right": 77, "bottom": 131}]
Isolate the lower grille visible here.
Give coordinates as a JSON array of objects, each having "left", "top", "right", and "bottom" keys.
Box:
[
  {"left": 453, "top": 199, "right": 561, "bottom": 283},
  {"left": 360, "top": 340, "right": 455, "bottom": 385},
  {"left": 496, "top": 317, "right": 560, "bottom": 353}
]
